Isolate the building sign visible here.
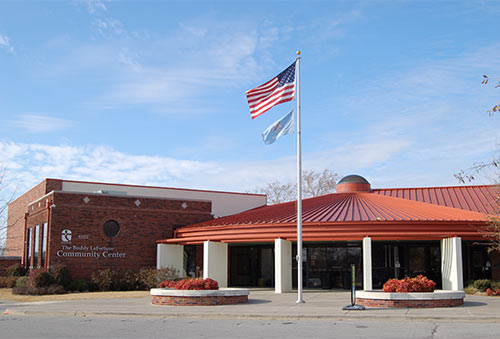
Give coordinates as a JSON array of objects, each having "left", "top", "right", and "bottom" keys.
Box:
[
  {"left": 57, "top": 229, "right": 126, "bottom": 259},
  {"left": 61, "top": 229, "right": 72, "bottom": 243}
]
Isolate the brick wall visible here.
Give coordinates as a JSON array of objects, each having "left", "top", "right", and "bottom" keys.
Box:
[
  {"left": 27, "top": 191, "right": 213, "bottom": 279},
  {"left": 6, "top": 179, "right": 62, "bottom": 257},
  {"left": 151, "top": 295, "right": 248, "bottom": 306},
  {"left": 356, "top": 297, "right": 464, "bottom": 308}
]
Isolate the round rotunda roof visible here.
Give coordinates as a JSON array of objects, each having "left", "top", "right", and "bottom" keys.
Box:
[{"left": 336, "top": 174, "right": 371, "bottom": 193}]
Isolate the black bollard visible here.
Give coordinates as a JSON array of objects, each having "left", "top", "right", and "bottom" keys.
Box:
[{"left": 342, "top": 264, "right": 365, "bottom": 310}]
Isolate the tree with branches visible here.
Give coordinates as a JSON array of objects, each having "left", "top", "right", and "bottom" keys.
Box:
[
  {"left": 0, "top": 166, "right": 16, "bottom": 256},
  {"left": 254, "top": 169, "right": 340, "bottom": 204},
  {"left": 454, "top": 75, "right": 500, "bottom": 252}
]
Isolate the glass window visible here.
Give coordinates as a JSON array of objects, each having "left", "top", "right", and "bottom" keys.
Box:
[
  {"left": 408, "top": 247, "right": 426, "bottom": 274},
  {"left": 33, "top": 225, "right": 39, "bottom": 267},
  {"left": 184, "top": 245, "right": 197, "bottom": 278},
  {"left": 41, "top": 223, "right": 48, "bottom": 267},
  {"left": 26, "top": 228, "right": 32, "bottom": 268},
  {"left": 103, "top": 220, "right": 120, "bottom": 238}
]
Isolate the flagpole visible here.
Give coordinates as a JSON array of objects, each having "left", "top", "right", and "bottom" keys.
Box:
[{"left": 296, "top": 50, "right": 304, "bottom": 304}]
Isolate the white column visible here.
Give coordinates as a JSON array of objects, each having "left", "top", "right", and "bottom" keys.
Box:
[
  {"left": 363, "top": 237, "right": 372, "bottom": 291},
  {"left": 203, "top": 241, "right": 228, "bottom": 288},
  {"left": 157, "top": 243, "right": 184, "bottom": 276},
  {"left": 441, "top": 237, "right": 464, "bottom": 291},
  {"left": 275, "top": 239, "right": 292, "bottom": 293}
]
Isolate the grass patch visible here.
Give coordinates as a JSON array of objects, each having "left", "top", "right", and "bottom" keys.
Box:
[{"left": 0, "top": 288, "right": 149, "bottom": 302}]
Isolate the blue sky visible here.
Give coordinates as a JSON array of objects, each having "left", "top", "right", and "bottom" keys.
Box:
[{"left": 1, "top": 0, "right": 500, "bottom": 198}]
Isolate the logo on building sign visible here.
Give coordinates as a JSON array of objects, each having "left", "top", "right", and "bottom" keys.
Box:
[{"left": 61, "top": 229, "right": 72, "bottom": 243}]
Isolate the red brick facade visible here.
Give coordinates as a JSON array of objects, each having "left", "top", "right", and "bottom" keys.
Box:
[
  {"left": 356, "top": 298, "right": 464, "bottom": 308},
  {"left": 24, "top": 190, "right": 213, "bottom": 279},
  {"left": 6, "top": 179, "right": 62, "bottom": 257}
]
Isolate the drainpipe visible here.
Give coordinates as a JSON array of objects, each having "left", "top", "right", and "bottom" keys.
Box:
[
  {"left": 46, "top": 201, "right": 55, "bottom": 269},
  {"left": 22, "top": 212, "right": 28, "bottom": 267}
]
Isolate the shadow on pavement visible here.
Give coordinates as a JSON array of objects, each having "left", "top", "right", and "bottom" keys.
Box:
[
  {"left": 462, "top": 301, "right": 488, "bottom": 307},
  {"left": 247, "top": 299, "right": 272, "bottom": 304}
]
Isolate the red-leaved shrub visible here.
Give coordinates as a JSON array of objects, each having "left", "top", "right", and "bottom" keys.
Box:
[
  {"left": 159, "top": 280, "right": 177, "bottom": 288},
  {"left": 483, "top": 288, "right": 500, "bottom": 296},
  {"left": 159, "top": 278, "right": 219, "bottom": 290},
  {"left": 382, "top": 275, "right": 436, "bottom": 293}
]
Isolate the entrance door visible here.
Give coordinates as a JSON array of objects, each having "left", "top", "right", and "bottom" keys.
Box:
[
  {"left": 292, "top": 243, "right": 362, "bottom": 290},
  {"left": 229, "top": 245, "right": 274, "bottom": 287},
  {"left": 372, "top": 242, "right": 441, "bottom": 289}
]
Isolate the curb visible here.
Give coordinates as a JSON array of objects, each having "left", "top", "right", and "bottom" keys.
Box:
[{"left": 5, "top": 309, "right": 500, "bottom": 323}]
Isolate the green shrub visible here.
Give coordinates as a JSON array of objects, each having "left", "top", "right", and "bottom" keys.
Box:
[
  {"left": 157, "top": 266, "right": 180, "bottom": 282},
  {"left": 15, "top": 276, "right": 28, "bottom": 288},
  {"left": 87, "top": 280, "right": 99, "bottom": 292},
  {"left": 136, "top": 267, "right": 158, "bottom": 290},
  {"left": 12, "top": 286, "right": 29, "bottom": 295},
  {"left": 464, "top": 284, "right": 479, "bottom": 295},
  {"left": 137, "top": 266, "right": 180, "bottom": 290},
  {"left": 11, "top": 270, "right": 65, "bottom": 295},
  {"left": 66, "top": 279, "right": 90, "bottom": 292},
  {"left": 0, "top": 276, "right": 17, "bottom": 288},
  {"left": 13, "top": 284, "right": 65, "bottom": 295},
  {"left": 91, "top": 267, "right": 180, "bottom": 291},
  {"left": 50, "top": 265, "right": 71, "bottom": 288},
  {"left": 490, "top": 281, "right": 500, "bottom": 291},
  {"left": 5, "top": 264, "right": 27, "bottom": 277},
  {"left": 28, "top": 268, "right": 55, "bottom": 288},
  {"left": 473, "top": 279, "right": 492, "bottom": 292},
  {"left": 114, "top": 270, "right": 140, "bottom": 291},
  {"left": 91, "top": 269, "right": 116, "bottom": 291}
]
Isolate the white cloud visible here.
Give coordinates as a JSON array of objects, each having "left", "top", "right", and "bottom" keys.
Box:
[
  {"left": 93, "top": 17, "right": 124, "bottom": 36},
  {"left": 0, "top": 34, "right": 14, "bottom": 54},
  {"left": 1, "top": 131, "right": 495, "bottom": 204},
  {"left": 118, "top": 48, "right": 141, "bottom": 72},
  {"left": 80, "top": 0, "right": 107, "bottom": 14},
  {"left": 8, "top": 115, "right": 76, "bottom": 133}
]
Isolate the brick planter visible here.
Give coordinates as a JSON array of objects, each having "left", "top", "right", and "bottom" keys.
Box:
[
  {"left": 150, "top": 288, "right": 249, "bottom": 306},
  {"left": 356, "top": 290, "right": 465, "bottom": 308}
]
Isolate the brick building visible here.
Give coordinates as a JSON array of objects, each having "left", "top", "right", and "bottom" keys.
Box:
[
  {"left": 6, "top": 179, "right": 266, "bottom": 279},
  {"left": 7, "top": 175, "right": 500, "bottom": 292}
]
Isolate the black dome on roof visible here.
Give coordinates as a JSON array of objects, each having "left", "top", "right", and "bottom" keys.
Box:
[{"left": 338, "top": 175, "right": 370, "bottom": 185}]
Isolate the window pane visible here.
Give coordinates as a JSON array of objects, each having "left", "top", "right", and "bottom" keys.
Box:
[
  {"left": 41, "top": 223, "right": 48, "bottom": 267},
  {"left": 27, "top": 228, "right": 32, "bottom": 268},
  {"left": 33, "top": 226, "right": 39, "bottom": 267}
]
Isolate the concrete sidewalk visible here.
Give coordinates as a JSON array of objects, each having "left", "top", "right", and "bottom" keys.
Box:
[{"left": 2, "top": 290, "right": 500, "bottom": 322}]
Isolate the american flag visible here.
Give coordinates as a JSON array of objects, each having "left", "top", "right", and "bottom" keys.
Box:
[{"left": 246, "top": 62, "right": 296, "bottom": 119}]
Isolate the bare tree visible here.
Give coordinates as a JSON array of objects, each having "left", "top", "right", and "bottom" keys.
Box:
[
  {"left": 455, "top": 77, "right": 500, "bottom": 251},
  {"left": 481, "top": 75, "right": 500, "bottom": 117},
  {"left": 454, "top": 155, "right": 499, "bottom": 184},
  {"left": 254, "top": 169, "right": 340, "bottom": 204},
  {"left": 254, "top": 181, "right": 296, "bottom": 205},
  {"left": 454, "top": 76, "right": 499, "bottom": 183},
  {"left": 302, "top": 169, "right": 340, "bottom": 198},
  {"left": 0, "top": 166, "right": 16, "bottom": 256},
  {"left": 482, "top": 215, "right": 500, "bottom": 253},
  {"left": 0, "top": 167, "right": 8, "bottom": 256}
]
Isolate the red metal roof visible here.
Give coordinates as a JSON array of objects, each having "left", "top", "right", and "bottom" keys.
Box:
[
  {"left": 185, "top": 192, "right": 489, "bottom": 226},
  {"left": 371, "top": 185, "right": 499, "bottom": 214},
  {"left": 162, "top": 191, "right": 493, "bottom": 244}
]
